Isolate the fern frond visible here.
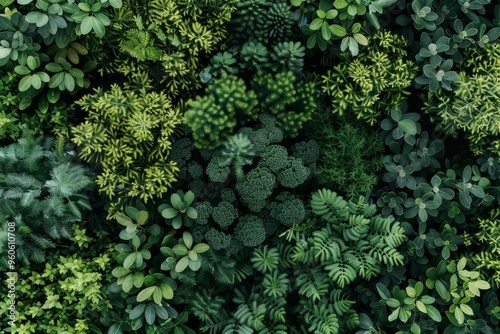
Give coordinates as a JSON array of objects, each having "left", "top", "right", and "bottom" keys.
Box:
[
  {"left": 222, "top": 320, "right": 254, "bottom": 334},
  {"left": 262, "top": 271, "right": 290, "bottom": 298},
  {"left": 324, "top": 260, "right": 357, "bottom": 288},
  {"left": 310, "top": 189, "right": 348, "bottom": 222},
  {"left": 312, "top": 227, "right": 345, "bottom": 262},
  {"left": 189, "top": 291, "right": 228, "bottom": 330},
  {"left": 295, "top": 267, "right": 330, "bottom": 302},
  {"left": 369, "top": 246, "right": 405, "bottom": 267},
  {"left": 301, "top": 300, "right": 340, "bottom": 334},
  {"left": 329, "top": 289, "right": 355, "bottom": 316},
  {"left": 234, "top": 301, "right": 267, "bottom": 331},
  {"left": 264, "top": 297, "right": 287, "bottom": 324}
]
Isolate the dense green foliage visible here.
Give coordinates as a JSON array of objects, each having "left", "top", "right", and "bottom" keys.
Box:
[
  {"left": 0, "top": 224, "right": 113, "bottom": 333},
  {"left": 0, "top": 133, "right": 94, "bottom": 269},
  {"left": 2, "top": 0, "right": 500, "bottom": 333},
  {"left": 71, "top": 84, "right": 182, "bottom": 214}
]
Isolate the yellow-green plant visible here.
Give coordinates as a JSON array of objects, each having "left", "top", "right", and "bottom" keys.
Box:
[
  {"left": 71, "top": 84, "right": 182, "bottom": 214},
  {"left": 424, "top": 44, "right": 500, "bottom": 156},
  {"left": 321, "top": 30, "right": 417, "bottom": 125}
]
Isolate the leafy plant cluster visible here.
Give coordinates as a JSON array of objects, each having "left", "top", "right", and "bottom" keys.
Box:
[
  {"left": 97, "top": 0, "right": 237, "bottom": 97},
  {"left": 306, "top": 111, "right": 385, "bottom": 199},
  {"left": 0, "top": 132, "right": 95, "bottom": 269},
  {"left": 321, "top": 29, "right": 417, "bottom": 125},
  {"left": 185, "top": 71, "right": 317, "bottom": 149},
  {"left": 396, "top": 0, "right": 500, "bottom": 92},
  {"left": 0, "top": 0, "right": 122, "bottom": 142},
  {"left": 424, "top": 43, "right": 500, "bottom": 156},
  {"left": 291, "top": 0, "right": 398, "bottom": 56},
  {"left": 70, "top": 84, "right": 183, "bottom": 215},
  {"left": 0, "top": 223, "right": 114, "bottom": 333}
]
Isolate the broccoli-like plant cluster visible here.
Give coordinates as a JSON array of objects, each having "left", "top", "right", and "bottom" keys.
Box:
[{"left": 171, "top": 114, "right": 319, "bottom": 253}]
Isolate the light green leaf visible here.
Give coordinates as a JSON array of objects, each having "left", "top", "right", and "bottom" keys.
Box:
[
  {"left": 160, "top": 283, "right": 174, "bottom": 300},
  {"left": 18, "top": 75, "right": 32, "bottom": 91},
  {"left": 353, "top": 33, "right": 368, "bottom": 46},
  {"left": 162, "top": 208, "right": 179, "bottom": 219},
  {"left": 116, "top": 212, "right": 133, "bottom": 226},
  {"left": 454, "top": 306, "right": 465, "bottom": 324},
  {"left": 153, "top": 287, "right": 162, "bottom": 305},
  {"left": 137, "top": 286, "right": 156, "bottom": 302},
  {"left": 459, "top": 304, "right": 474, "bottom": 316},
  {"left": 80, "top": 15, "right": 93, "bottom": 34},
  {"left": 136, "top": 211, "right": 148, "bottom": 225},
  {"left": 192, "top": 243, "right": 210, "bottom": 254},
  {"left": 183, "top": 231, "right": 193, "bottom": 249},
  {"left": 175, "top": 256, "right": 189, "bottom": 273},
  {"left": 310, "top": 18, "right": 323, "bottom": 31},
  {"left": 426, "top": 305, "right": 442, "bottom": 322}
]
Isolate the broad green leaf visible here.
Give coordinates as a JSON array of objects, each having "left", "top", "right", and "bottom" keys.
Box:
[
  {"left": 116, "top": 212, "right": 133, "bottom": 226},
  {"left": 184, "top": 191, "right": 195, "bottom": 206},
  {"left": 188, "top": 258, "right": 202, "bottom": 271},
  {"left": 45, "top": 62, "right": 63, "bottom": 72},
  {"left": 416, "top": 300, "right": 426, "bottom": 313},
  {"left": 14, "top": 65, "right": 31, "bottom": 75},
  {"left": 329, "top": 24, "right": 347, "bottom": 37},
  {"left": 18, "top": 75, "right": 32, "bottom": 92},
  {"left": 162, "top": 208, "right": 178, "bottom": 219},
  {"left": 376, "top": 283, "right": 391, "bottom": 299},
  {"left": 426, "top": 305, "right": 442, "bottom": 322},
  {"left": 406, "top": 286, "right": 416, "bottom": 298},
  {"left": 153, "top": 304, "right": 169, "bottom": 320},
  {"left": 183, "top": 231, "right": 193, "bottom": 249},
  {"left": 459, "top": 304, "right": 474, "bottom": 316},
  {"left": 188, "top": 250, "right": 198, "bottom": 261},
  {"left": 64, "top": 72, "right": 75, "bottom": 91},
  {"left": 353, "top": 33, "right": 368, "bottom": 46},
  {"left": 192, "top": 243, "right": 210, "bottom": 254},
  {"left": 290, "top": 0, "right": 302, "bottom": 5},
  {"left": 454, "top": 306, "right": 464, "bottom": 324},
  {"left": 80, "top": 15, "right": 93, "bottom": 34},
  {"left": 111, "top": 267, "right": 130, "bottom": 278},
  {"left": 136, "top": 211, "right": 149, "bottom": 225},
  {"left": 109, "top": 0, "right": 123, "bottom": 8},
  {"left": 398, "top": 119, "right": 417, "bottom": 135},
  {"left": 130, "top": 304, "right": 146, "bottom": 320},
  {"left": 170, "top": 193, "right": 183, "bottom": 208},
  {"left": 0, "top": 46, "right": 11, "bottom": 59},
  {"left": 321, "top": 21, "right": 331, "bottom": 40},
  {"left": 186, "top": 207, "right": 198, "bottom": 219},
  {"left": 386, "top": 298, "right": 400, "bottom": 308},
  {"left": 137, "top": 286, "right": 156, "bottom": 302},
  {"left": 115, "top": 244, "right": 131, "bottom": 253},
  {"left": 388, "top": 308, "right": 399, "bottom": 322},
  {"left": 133, "top": 271, "right": 144, "bottom": 288},
  {"left": 49, "top": 72, "right": 65, "bottom": 88},
  {"left": 121, "top": 273, "right": 133, "bottom": 292},
  {"left": 175, "top": 256, "right": 189, "bottom": 273},
  {"left": 123, "top": 252, "right": 138, "bottom": 269},
  {"left": 144, "top": 304, "right": 156, "bottom": 325},
  {"left": 125, "top": 206, "right": 139, "bottom": 220},
  {"left": 153, "top": 287, "right": 163, "bottom": 305},
  {"left": 172, "top": 244, "right": 189, "bottom": 256},
  {"left": 310, "top": 18, "right": 323, "bottom": 31},
  {"left": 160, "top": 283, "right": 174, "bottom": 300}
]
